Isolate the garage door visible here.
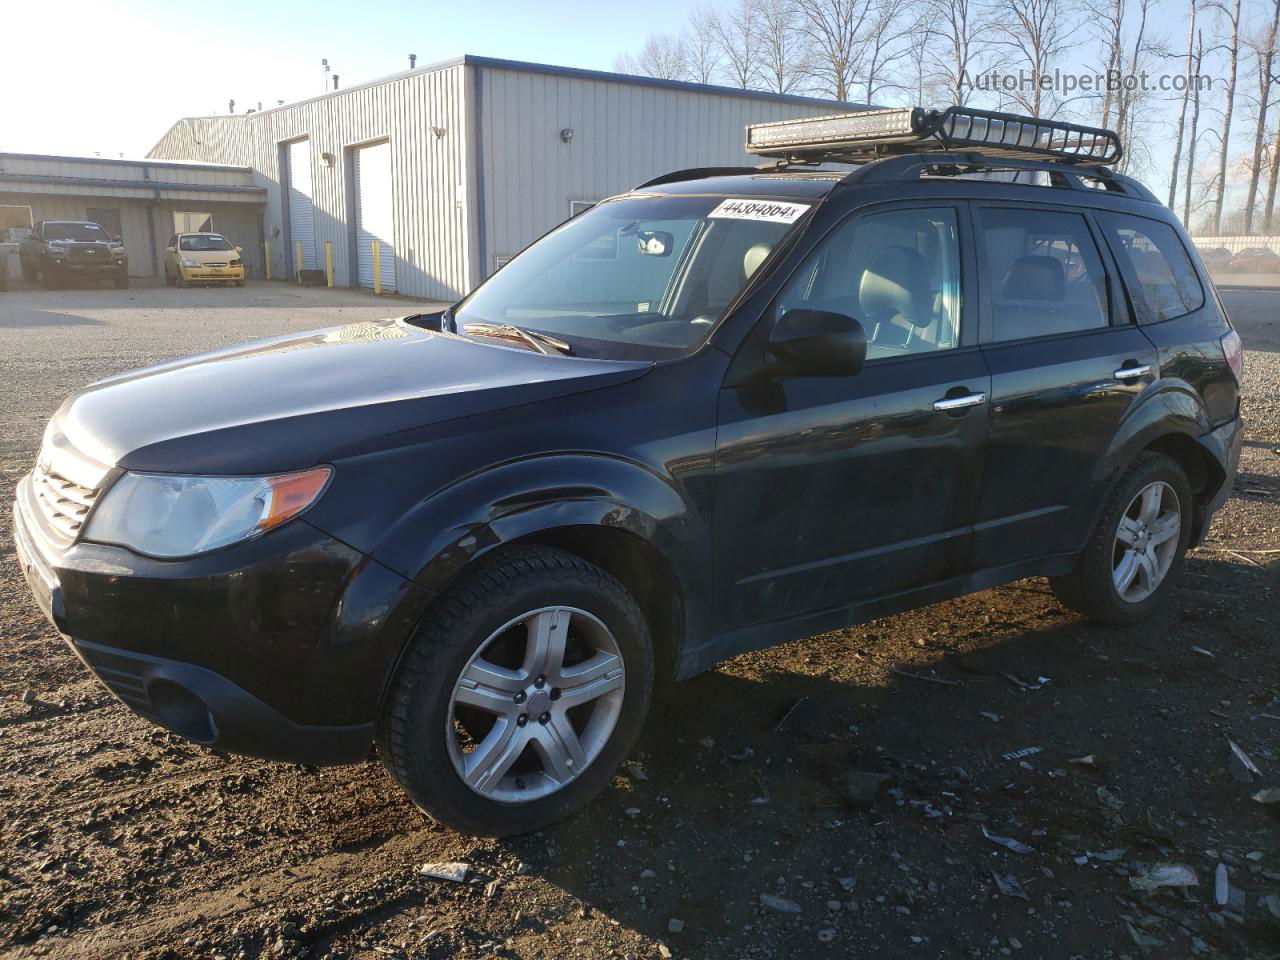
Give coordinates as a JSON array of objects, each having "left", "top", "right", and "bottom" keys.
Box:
[
  {"left": 286, "top": 139, "right": 317, "bottom": 272},
  {"left": 354, "top": 141, "right": 396, "bottom": 291}
]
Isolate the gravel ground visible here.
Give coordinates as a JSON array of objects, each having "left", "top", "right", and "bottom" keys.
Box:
[{"left": 0, "top": 282, "right": 1277, "bottom": 960}]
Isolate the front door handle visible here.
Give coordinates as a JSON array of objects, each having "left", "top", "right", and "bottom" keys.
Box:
[
  {"left": 1114, "top": 364, "right": 1152, "bottom": 380},
  {"left": 933, "top": 392, "right": 987, "bottom": 412}
]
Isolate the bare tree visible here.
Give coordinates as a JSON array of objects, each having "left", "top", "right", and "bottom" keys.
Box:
[
  {"left": 613, "top": 33, "right": 690, "bottom": 81},
  {"left": 1184, "top": 31, "right": 1206, "bottom": 227},
  {"left": 712, "top": 0, "right": 762, "bottom": 88},
  {"left": 1265, "top": 121, "right": 1280, "bottom": 230},
  {"left": 925, "top": 0, "right": 987, "bottom": 105},
  {"left": 755, "top": 0, "right": 808, "bottom": 94},
  {"left": 988, "top": 0, "right": 1074, "bottom": 117},
  {"left": 857, "top": 0, "right": 919, "bottom": 102},
  {"left": 685, "top": 6, "right": 725, "bottom": 84},
  {"left": 794, "top": 0, "right": 876, "bottom": 101},
  {"left": 1168, "top": 0, "right": 1200, "bottom": 208},
  {"left": 1089, "top": 0, "right": 1125, "bottom": 129},
  {"left": 1243, "top": 0, "right": 1280, "bottom": 233},
  {"left": 1209, "top": 0, "right": 1242, "bottom": 235},
  {"left": 1113, "top": 0, "right": 1154, "bottom": 174}
]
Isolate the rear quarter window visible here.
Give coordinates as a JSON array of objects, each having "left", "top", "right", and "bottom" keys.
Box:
[{"left": 1097, "top": 214, "right": 1204, "bottom": 323}]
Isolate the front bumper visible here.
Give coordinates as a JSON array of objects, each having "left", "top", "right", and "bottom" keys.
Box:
[
  {"left": 47, "top": 258, "right": 125, "bottom": 276},
  {"left": 13, "top": 473, "right": 426, "bottom": 764},
  {"left": 180, "top": 264, "right": 244, "bottom": 282}
]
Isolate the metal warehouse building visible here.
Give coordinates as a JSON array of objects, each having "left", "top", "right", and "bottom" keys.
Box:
[
  {"left": 147, "top": 55, "right": 852, "bottom": 300},
  {"left": 0, "top": 154, "right": 266, "bottom": 279}
]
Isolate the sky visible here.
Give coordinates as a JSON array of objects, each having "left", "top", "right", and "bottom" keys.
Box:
[
  {"left": 0, "top": 0, "right": 1265, "bottom": 217},
  {"left": 3, "top": 0, "right": 696, "bottom": 158}
]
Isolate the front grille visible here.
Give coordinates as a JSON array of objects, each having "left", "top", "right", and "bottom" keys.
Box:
[
  {"left": 31, "top": 460, "right": 102, "bottom": 542},
  {"left": 69, "top": 245, "right": 110, "bottom": 261},
  {"left": 202, "top": 262, "right": 228, "bottom": 268}
]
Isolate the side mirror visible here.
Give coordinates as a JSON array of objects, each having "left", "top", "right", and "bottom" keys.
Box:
[
  {"left": 235, "top": 245, "right": 243, "bottom": 254},
  {"left": 768, "top": 309, "right": 867, "bottom": 378}
]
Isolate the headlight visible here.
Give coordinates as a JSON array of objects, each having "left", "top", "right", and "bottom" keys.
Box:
[
  {"left": 45, "top": 245, "right": 68, "bottom": 258},
  {"left": 182, "top": 258, "right": 200, "bottom": 267},
  {"left": 113, "top": 248, "right": 127, "bottom": 260},
  {"left": 84, "top": 467, "right": 331, "bottom": 558},
  {"left": 230, "top": 258, "right": 243, "bottom": 267}
]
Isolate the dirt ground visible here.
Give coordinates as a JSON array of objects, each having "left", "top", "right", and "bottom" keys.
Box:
[{"left": 0, "top": 281, "right": 1277, "bottom": 960}]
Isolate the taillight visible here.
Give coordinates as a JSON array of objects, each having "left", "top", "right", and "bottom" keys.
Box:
[{"left": 1220, "top": 329, "right": 1244, "bottom": 383}]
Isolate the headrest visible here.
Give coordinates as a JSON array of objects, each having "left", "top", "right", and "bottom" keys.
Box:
[
  {"left": 1003, "top": 255, "right": 1065, "bottom": 301},
  {"left": 858, "top": 245, "right": 932, "bottom": 327},
  {"left": 744, "top": 243, "right": 773, "bottom": 279}
]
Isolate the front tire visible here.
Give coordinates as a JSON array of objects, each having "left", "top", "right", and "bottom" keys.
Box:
[
  {"left": 378, "top": 546, "right": 653, "bottom": 836},
  {"left": 114, "top": 274, "right": 129, "bottom": 289},
  {"left": 1051, "top": 452, "right": 1192, "bottom": 625}
]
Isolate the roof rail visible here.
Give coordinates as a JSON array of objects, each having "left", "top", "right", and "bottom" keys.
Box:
[
  {"left": 747, "top": 106, "right": 1123, "bottom": 166},
  {"left": 841, "top": 152, "right": 1159, "bottom": 203},
  {"left": 635, "top": 166, "right": 762, "bottom": 189}
]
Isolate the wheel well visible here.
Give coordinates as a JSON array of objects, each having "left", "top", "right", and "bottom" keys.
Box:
[
  {"left": 515, "top": 526, "right": 683, "bottom": 682},
  {"left": 1142, "top": 432, "right": 1221, "bottom": 501}
]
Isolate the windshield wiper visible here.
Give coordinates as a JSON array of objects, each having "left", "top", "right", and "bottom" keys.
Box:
[{"left": 462, "top": 322, "right": 573, "bottom": 355}]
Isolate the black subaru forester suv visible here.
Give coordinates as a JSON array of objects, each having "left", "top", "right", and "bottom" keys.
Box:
[{"left": 14, "top": 108, "right": 1242, "bottom": 835}]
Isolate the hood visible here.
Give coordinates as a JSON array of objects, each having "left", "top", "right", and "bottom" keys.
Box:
[{"left": 55, "top": 318, "right": 649, "bottom": 475}]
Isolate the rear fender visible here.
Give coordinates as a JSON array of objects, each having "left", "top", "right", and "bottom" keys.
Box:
[{"left": 1084, "top": 377, "right": 1226, "bottom": 542}]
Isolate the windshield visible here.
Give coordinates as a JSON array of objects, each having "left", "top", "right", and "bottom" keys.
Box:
[
  {"left": 180, "top": 234, "right": 234, "bottom": 251},
  {"left": 454, "top": 194, "right": 813, "bottom": 359},
  {"left": 45, "top": 222, "right": 109, "bottom": 242}
]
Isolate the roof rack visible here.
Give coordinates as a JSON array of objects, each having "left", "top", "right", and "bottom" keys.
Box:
[
  {"left": 746, "top": 106, "right": 1123, "bottom": 166},
  {"left": 842, "top": 151, "right": 1157, "bottom": 202}
]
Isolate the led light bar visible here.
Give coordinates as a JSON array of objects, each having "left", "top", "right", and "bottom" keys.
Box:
[{"left": 746, "top": 105, "right": 1122, "bottom": 165}]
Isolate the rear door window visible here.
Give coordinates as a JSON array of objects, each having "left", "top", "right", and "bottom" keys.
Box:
[
  {"left": 977, "top": 207, "right": 1111, "bottom": 342},
  {"left": 1096, "top": 214, "right": 1204, "bottom": 323}
]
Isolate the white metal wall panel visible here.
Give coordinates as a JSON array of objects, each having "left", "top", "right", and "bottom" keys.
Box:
[
  {"left": 145, "top": 59, "right": 848, "bottom": 296},
  {"left": 476, "top": 67, "right": 844, "bottom": 278},
  {"left": 354, "top": 141, "right": 396, "bottom": 290},
  {"left": 149, "top": 66, "right": 471, "bottom": 300},
  {"left": 286, "top": 139, "right": 317, "bottom": 271}
]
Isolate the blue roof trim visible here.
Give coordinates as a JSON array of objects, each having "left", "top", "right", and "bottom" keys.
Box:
[
  {"left": 0, "top": 172, "right": 266, "bottom": 198},
  {"left": 0, "top": 151, "right": 251, "bottom": 173},
  {"left": 461, "top": 56, "right": 867, "bottom": 110},
  {"left": 162, "top": 53, "right": 863, "bottom": 125}
]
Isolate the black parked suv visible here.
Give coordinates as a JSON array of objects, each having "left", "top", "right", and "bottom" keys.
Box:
[
  {"left": 14, "top": 108, "right": 1242, "bottom": 835},
  {"left": 20, "top": 220, "right": 129, "bottom": 288}
]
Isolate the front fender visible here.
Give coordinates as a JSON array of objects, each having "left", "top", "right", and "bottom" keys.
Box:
[{"left": 369, "top": 451, "right": 710, "bottom": 639}]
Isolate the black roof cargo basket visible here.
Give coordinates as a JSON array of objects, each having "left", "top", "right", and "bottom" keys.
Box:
[{"left": 746, "top": 106, "right": 1123, "bottom": 166}]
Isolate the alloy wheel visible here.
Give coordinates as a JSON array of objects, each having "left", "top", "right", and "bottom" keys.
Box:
[
  {"left": 446, "top": 606, "right": 626, "bottom": 803},
  {"left": 1112, "top": 480, "right": 1181, "bottom": 603}
]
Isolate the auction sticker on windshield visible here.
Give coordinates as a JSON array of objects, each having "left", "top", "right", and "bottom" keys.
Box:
[{"left": 708, "top": 199, "right": 811, "bottom": 223}]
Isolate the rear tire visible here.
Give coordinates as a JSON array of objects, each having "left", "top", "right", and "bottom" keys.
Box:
[
  {"left": 1050, "top": 452, "right": 1192, "bottom": 625},
  {"left": 378, "top": 546, "right": 653, "bottom": 836}
]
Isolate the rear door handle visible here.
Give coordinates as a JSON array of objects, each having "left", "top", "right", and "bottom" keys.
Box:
[
  {"left": 933, "top": 392, "right": 987, "bottom": 411},
  {"left": 1114, "top": 364, "right": 1152, "bottom": 380}
]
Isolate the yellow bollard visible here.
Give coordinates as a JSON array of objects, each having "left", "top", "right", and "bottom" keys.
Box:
[
  {"left": 325, "top": 241, "right": 334, "bottom": 288},
  {"left": 372, "top": 240, "right": 382, "bottom": 295},
  {"left": 295, "top": 240, "right": 303, "bottom": 283},
  {"left": 264, "top": 240, "right": 272, "bottom": 281}
]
